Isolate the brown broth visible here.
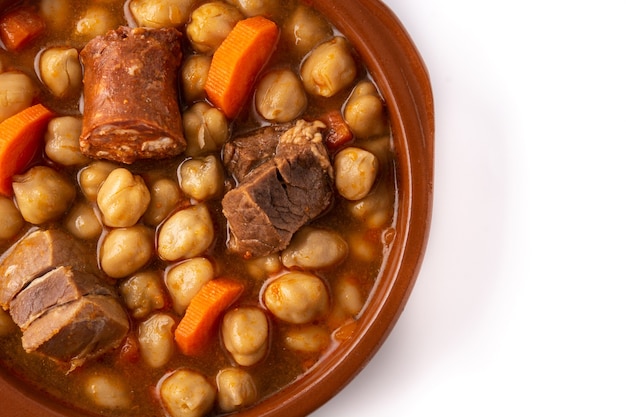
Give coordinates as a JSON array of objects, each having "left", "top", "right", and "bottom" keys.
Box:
[{"left": 0, "top": 0, "right": 398, "bottom": 415}]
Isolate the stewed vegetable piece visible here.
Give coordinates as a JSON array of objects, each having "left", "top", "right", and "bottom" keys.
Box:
[
  {"left": 160, "top": 369, "right": 216, "bottom": 417},
  {"left": 0, "top": 196, "right": 24, "bottom": 240},
  {"left": 13, "top": 166, "right": 76, "bottom": 224},
  {"left": 0, "top": 71, "right": 38, "bottom": 123},
  {"left": 39, "top": 47, "right": 82, "bottom": 98},
  {"left": 222, "top": 306, "right": 269, "bottom": 366}
]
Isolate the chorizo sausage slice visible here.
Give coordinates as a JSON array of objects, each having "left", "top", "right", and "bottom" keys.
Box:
[{"left": 80, "top": 26, "right": 186, "bottom": 164}]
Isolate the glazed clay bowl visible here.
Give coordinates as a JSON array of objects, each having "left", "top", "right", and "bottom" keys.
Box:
[{"left": 0, "top": 0, "right": 434, "bottom": 415}]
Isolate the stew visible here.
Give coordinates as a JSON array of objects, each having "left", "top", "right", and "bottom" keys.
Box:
[{"left": 0, "top": 1, "right": 398, "bottom": 416}]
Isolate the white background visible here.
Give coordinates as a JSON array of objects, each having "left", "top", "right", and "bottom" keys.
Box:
[{"left": 313, "top": 0, "right": 626, "bottom": 416}]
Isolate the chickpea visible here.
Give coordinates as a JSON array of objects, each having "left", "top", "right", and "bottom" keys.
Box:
[
  {"left": 282, "top": 5, "right": 333, "bottom": 57},
  {"left": 255, "top": 69, "right": 307, "bottom": 123},
  {"left": 0, "top": 196, "right": 24, "bottom": 240},
  {"left": 347, "top": 230, "right": 377, "bottom": 263},
  {"left": 245, "top": 253, "right": 282, "bottom": 280},
  {"left": 179, "top": 155, "right": 224, "bottom": 201},
  {"left": 225, "top": 0, "right": 279, "bottom": 17},
  {"left": 183, "top": 102, "right": 229, "bottom": 156},
  {"left": 97, "top": 168, "right": 151, "bottom": 228},
  {"left": 347, "top": 182, "right": 394, "bottom": 228},
  {"left": 40, "top": 0, "right": 71, "bottom": 31},
  {"left": 165, "top": 258, "right": 214, "bottom": 315},
  {"left": 263, "top": 272, "right": 329, "bottom": 324},
  {"left": 157, "top": 204, "right": 214, "bottom": 262},
  {"left": 39, "top": 47, "right": 82, "bottom": 98},
  {"left": 13, "top": 166, "right": 76, "bottom": 225},
  {"left": 281, "top": 227, "right": 348, "bottom": 270},
  {"left": 181, "top": 54, "right": 211, "bottom": 103},
  {"left": 45, "top": 116, "right": 90, "bottom": 166},
  {"left": 0, "top": 71, "right": 38, "bottom": 123},
  {"left": 350, "top": 79, "right": 378, "bottom": 96},
  {"left": 100, "top": 225, "right": 154, "bottom": 279},
  {"left": 64, "top": 201, "right": 102, "bottom": 240},
  {"left": 222, "top": 307, "right": 269, "bottom": 366},
  {"left": 0, "top": 308, "right": 18, "bottom": 337},
  {"left": 75, "top": 6, "right": 117, "bottom": 39},
  {"left": 344, "top": 81, "right": 389, "bottom": 139},
  {"left": 186, "top": 2, "right": 242, "bottom": 54},
  {"left": 138, "top": 313, "right": 175, "bottom": 368},
  {"left": 120, "top": 271, "right": 166, "bottom": 319},
  {"left": 359, "top": 134, "right": 393, "bottom": 167},
  {"left": 160, "top": 369, "right": 216, "bottom": 417},
  {"left": 284, "top": 325, "right": 330, "bottom": 353},
  {"left": 84, "top": 370, "right": 132, "bottom": 409},
  {"left": 301, "top": 37, "right": 357, "bottom": 98},
  {"left": 143, "top": 177, "right": 181, "bottom": 227},
  {"left": 216, "top": 368, "right": 257, "bottom": 413},
  {"left": 334, "top": 147, "right": 379, "bottom": 201},
  {"left": 79, "top": 161, "right": 118, "bottom": 202},
  {"left": 129, "top": 0, "right": 195, "bottom": 28},
  {"left": 334, "top": 274, "right": 364, "bottom": 317}
]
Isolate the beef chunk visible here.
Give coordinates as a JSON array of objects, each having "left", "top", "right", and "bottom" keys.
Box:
[
  {"left": 80, "top": 26, "right": 185, "bottom": 164},
  {"left": 0, "top": 229, "right": 95, "bottom": 309},
  {"left": 9, "top": 266, "right": 112, "bottom": 330},
  {"left": 222, "top": 165, "right": 297, "bottom": 256},
  {"left": 223, "top": 124, "right": 289, "bottom": 183},
  {"left": 222, "top": 120, "right": 334, "bottom": 258},
  {"left": 22, "top": 295, "right": 129, "bottom": 370}
]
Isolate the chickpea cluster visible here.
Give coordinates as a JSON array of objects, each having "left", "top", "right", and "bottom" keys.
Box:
[{"left": 0, "top": 0, "right": 398, "bottom": 416}]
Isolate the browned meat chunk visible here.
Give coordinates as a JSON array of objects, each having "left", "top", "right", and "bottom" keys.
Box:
[
  {"left": 0, "top": 229, "right": 95, "bottom": 309},
  {"left": 1, "top": 229, "right": 128, "bottom": 370},
  {"left": 79, "top": 26, "right": 185, "bottom": 164},
  {"left": 9, "top": 266, "right": 112, "bottom": 330},
  {"left": 222, "top": 120, "right": 334, "bottom": 258},
  {"left": 22, "top": 295, "right": 129, "bottom": 370},
  {"left": 223, "top": 124, "right": 290, "bottom": 183}
]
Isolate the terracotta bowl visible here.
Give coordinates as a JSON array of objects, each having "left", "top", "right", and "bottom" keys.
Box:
[{"left": 0, "top": 0, "right": 434, "bottom": 415}]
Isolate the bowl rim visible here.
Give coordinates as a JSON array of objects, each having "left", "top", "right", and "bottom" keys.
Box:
[{"left": 0, "top": 0, "right": 434, "bottom": 416}]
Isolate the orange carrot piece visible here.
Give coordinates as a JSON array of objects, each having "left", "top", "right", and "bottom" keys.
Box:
[
  {"left": 205, "top": 16, "right": 279, "bottom": 118},
  {"left": 0, "top": 6, "right": 46, "bottom": 51},
  {"left": 0, "top": 104, "right": 55, "bottom": 197},
  {"left": 174, "top": 277, "right": 245, "bottom": 356},
  {"left": 321, "top": 110, "right": 354, "bottom": 151}
]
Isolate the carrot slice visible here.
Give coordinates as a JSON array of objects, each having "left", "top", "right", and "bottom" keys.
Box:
[
  {"left": 0, "top": 6, "right": 46, "bottom": 51},
  {"left": 205, "top": 16, "right": 279, "bottom": 118},
  {"left": 0, "top": 104, "right": 55, "bottom": 197},
  {"left": 174, "top": 277, "right": 245, "bottom": 356}
]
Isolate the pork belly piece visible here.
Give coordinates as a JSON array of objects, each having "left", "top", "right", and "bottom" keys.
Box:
[
  {"left": 222, "top": 120, "right": 334, "bottom": 258},
  {"left": 22, "top": 295, "right": 129, "bottom": 370},
  {"left": 9, "top": 266, "right": 112, "bottom": 330},
  {"left": 80, "top": 26, "right": 185, "bottom": 164},
  {"left": 0, "top": 229, "right": 95, "bottom": 309}
]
